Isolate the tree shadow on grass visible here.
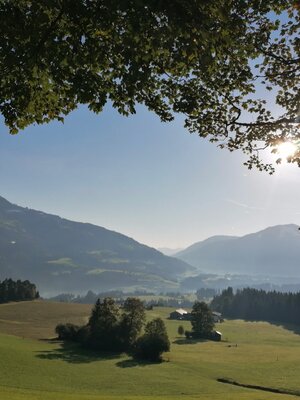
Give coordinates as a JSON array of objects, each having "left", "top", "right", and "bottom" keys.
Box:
[
  {"left": 116, "top": 358, "right": 164, "bottom": 368},
  {"left": 173, "top": 337, "right": 209, "bottom": 345},
  {"left": 36, "top": 341, "right": 121, "bottom": 364},
  {"left": 39, "top": 338, "right": 61, "bottom": 343}
]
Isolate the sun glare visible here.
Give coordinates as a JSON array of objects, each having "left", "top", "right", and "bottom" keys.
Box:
[{"left": 276, "top": 142, "right": 297, "bottom": 159}]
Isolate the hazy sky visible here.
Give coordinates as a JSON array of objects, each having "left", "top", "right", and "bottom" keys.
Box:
[{"left": 1, "top": 104, "right": 299, "bottom": 249}]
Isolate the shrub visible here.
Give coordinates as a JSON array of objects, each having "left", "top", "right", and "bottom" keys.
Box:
[
  {"left": 134, "top": 318, "right": 170, "bottom": 361},
  {"left": 178, "top": 325, "right": 185, "bottom": 336},
  {"left": 55, "top": 323, "right": 80, "bottom": 341}
]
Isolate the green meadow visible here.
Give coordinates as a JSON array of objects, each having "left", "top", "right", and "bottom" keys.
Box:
[{"left": 0, "top": 301, "right": 300, "bottom": 400}]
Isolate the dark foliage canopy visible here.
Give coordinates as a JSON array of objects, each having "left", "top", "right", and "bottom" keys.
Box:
[
  {"left": 119, "top": 297, "right": 146, "bottom": 349},
  {"left": 55, "top": 322, "right": 81, "bottom": 341},
  {"left": 88, "top": 297, "right": 120, "bottom": 350},
  {"left": 211, "top": 287, "right": 300, "bottom": 325},
  {"left": 0, "top": 278, "right": 39, "bottom": 303},
  {"left": 191, "top": 301, "right": 215, "bottom": 338},
  {"left": 134, "top": 317, "right": 170, "bottom": 361},
  {"left": 1, "top": 1, "right": 299, "bottom": 171}
]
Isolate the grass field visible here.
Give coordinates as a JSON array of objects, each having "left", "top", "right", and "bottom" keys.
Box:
[
  {"left": 0, "top": 300, "right": 91, "bottom": 339},
  {"left": 0, "top": 301, "right": 300, "bottom": 399}
]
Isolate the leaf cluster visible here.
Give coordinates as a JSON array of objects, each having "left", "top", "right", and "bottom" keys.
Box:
[{"left": 1, "top": 1, "right": 299, "bottom": 170}]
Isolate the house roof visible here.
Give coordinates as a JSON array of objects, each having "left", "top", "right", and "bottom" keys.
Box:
[{"left": 173, "top": 308, "right": 188, "bottom": 315}]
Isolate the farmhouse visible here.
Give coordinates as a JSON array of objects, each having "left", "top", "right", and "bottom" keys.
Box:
[
  {"left": 170, "top": 309, "right": 223, "bottom": 322},
  {"left": 212, "top": 311, "right": 223, "bottom": 323},
  {"left": 169, "top": 308, "right": 191, "bottom": 320},
  {"left": 210, "top": 330, "right": 222, "bottom": 341}
]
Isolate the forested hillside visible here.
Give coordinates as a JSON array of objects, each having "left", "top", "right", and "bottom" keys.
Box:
[{"left": 0, "top": 196, "right": 194, "bottom": 294}]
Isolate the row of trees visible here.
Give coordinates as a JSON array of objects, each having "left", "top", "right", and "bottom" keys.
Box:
[
  {"left": 0, "top": 278, "right": 39, "bottom": 303},
  {"left": 56, "top": 297, "right": 170, "bottom": 361},
  {"left": 211, "top": 287, "right": 300, "bottom": 325}
]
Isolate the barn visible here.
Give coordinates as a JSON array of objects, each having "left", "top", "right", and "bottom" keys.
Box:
[
  {"left": 210, "top": 330, "right": 222, "bottom": 341},
  {"left": 169, "top": 308, "right": 190, "bottom": 320},
  {"left": 212, "top": 311, "right": 223, "bottom": 323}
]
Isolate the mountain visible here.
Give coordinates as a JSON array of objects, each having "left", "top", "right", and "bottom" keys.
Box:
[
  {"left": 0, "top": 196, "right": 194, "bottom": 294},
  {"left": 175, "top": 225, "right": 300, "bottom": 277}
]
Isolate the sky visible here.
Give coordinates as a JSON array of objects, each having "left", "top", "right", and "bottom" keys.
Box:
[{"left": 1, "top": 104, "right": 300, "bottom": 249}]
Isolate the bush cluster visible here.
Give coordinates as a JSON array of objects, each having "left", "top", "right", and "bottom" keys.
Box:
[{"left": 56, "top": 297, "right": 170, "bottom": 361}]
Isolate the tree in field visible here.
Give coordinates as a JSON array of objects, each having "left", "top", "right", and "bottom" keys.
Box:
[
  {"left": 177, "top": 325, "right": 185, "bottom": 336},
  {"left": 191, "top": 301, "right": 214, "bottom": 339},
  {"left": 0, "top": 1, "right": 299, "bottom": 171},
  {"left": 135, "top": 318, "right": 170, "bottom": 361},
  {"left": 119, "top": 297, "right": 146, "bottom": 350},
  {"left": 87, "top": 297, "right": 120, "bottom": 351}
]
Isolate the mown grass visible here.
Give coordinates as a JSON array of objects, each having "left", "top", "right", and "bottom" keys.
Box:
[
  {"left": 0, "top": 301, "right": 300, "bottom": 399},
  {"left": 0, "top": 300, "right": 91, "bottom": 339}
]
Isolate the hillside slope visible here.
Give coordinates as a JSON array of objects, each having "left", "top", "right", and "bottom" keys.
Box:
[
  {"left": 0, "top": 196, "right": 194, "bottom": 293},
  {"left": 176, "top": 225, "right": 300, "bottom": 277}
]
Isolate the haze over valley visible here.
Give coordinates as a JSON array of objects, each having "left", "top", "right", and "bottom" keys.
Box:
[
  {"left": 1, "top": 195, "right": 300, "bottom": 296},
  {"left": 175, "top": 224, "right": 300, "bottom": 277}
]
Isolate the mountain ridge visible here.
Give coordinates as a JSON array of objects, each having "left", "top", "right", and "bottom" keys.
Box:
[
  {"left": 175, "top": 224, "right": 300, "bottom": 277},
  {"left": 0, "top": 196, "right": 194, "bottom": 294}
]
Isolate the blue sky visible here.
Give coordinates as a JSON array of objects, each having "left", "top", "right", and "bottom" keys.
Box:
[{"left": 1, "top": 104, "right": 300, "bottom": 249}]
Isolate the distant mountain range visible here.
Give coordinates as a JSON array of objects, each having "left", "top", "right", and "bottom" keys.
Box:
[
  {"left": 0, "top": 196, "right": 194, "bottom": 294},
  {"left": 175, "top": 224, "right": 300, "bottom": 277}
]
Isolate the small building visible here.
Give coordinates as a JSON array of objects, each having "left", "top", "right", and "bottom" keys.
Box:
[
  {"left": 169, "top": 308, "right": 190, "bottom": 320},
  {"left": 212, "top": 311, "right": 223, "bottom": 323},
  {"left": 210, "top": 330, "right": 222, "bottom": 341}
]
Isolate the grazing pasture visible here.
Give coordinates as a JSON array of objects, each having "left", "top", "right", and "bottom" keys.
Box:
[{"left": 0, "top": 301, "right": 300, "bottom": 400}]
